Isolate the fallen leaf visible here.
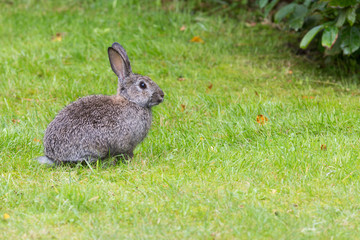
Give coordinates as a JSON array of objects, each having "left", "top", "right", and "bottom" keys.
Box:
[
  {"left": 256, "top": 115, "right": 268, "bottom": 125},
  {"left": 288, "top": 70, "right": 293, "bottom": 75},
  {"left": 261, "top": 19, "right": 272, "bottom": 25},
  {"left": 88, "top": 196, "right": 99, "bottom": 202},
  {"left": 206, "top": 83, "right": 213, "bottom": 93},
  {"left": 23, "top": 98, "right": 33, "bottom": 101},
  {"left": 181, "top": 104, "right": 186, "bottom": 112},
  {"left": 321, "top": 144, "right": 327, "bottom": 150},
  {"left": 211, "top": 232, "right": 220, "bottom": 238},
  {"left": 3, "top": 213, "right": 10, "bottom": 220},
  {"left": 12, "top": 119, "right": 20, "bottom": 124},
  {"left": 190, "top": 36, "right": 204, "bottom": 43},
  {"left": 235, "top": 43, "right": 246, "bottom": 47},
  {"left": 245, "top": 22, "right": 257, "bottom": 27},
  {"left": 178, "top": 77, "right": 185, "bottom": 81},
  {"left": 180, "top": 25, "right": 186, "bottom": 31},
  {"left": 254, "top": 91, "right": 259, "bottom": 96},
  {"left": 51, "top": 33, "right": 62, "bottom": 42},
  {"left": 239, "top": 205, "right": 245, "bottom": 208},
  {"left": 302, "top": 96, "right": 315, "bottom": 99},
  {"left": 271, "top": 189, "right": 277, "bottom": 194}
]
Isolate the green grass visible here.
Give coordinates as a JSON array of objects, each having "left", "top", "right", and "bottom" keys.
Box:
[{"left": 1, "top": 0, "right": 360, "bottom": 239}]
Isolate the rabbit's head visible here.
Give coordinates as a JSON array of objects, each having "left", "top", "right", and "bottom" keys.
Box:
[{"left": 108, "top": 43, "right": 164, "bottom": 108}]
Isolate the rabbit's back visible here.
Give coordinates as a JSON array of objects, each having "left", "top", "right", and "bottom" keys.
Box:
[{"left": 44, "top": 95, "right": 152, "bottom": 162}]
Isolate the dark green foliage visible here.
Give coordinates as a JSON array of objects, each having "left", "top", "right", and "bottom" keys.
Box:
[{"left": 260, "top": 0, "right": 360, "bottom": 57}]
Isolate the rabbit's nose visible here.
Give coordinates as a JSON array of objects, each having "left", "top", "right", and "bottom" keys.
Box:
[{"left": 155, "top": 90, "right": 164, "bottom": 104}]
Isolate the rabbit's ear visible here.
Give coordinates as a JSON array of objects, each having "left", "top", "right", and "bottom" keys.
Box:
[{"left": 108, "top": 42, "right": 132, "bottom": 79}]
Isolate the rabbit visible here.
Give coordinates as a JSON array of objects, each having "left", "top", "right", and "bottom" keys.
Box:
[{"left": 37, "top": 42, "right": 164, "bottom": 165}]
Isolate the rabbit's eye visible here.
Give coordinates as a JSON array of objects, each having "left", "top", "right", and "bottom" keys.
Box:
[{"left": 139, "top": 82, "right": 147, "bottom": 89}]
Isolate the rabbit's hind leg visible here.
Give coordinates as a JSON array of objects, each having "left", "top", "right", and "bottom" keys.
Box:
[{"left": 36, "top": 156, "right": 56, "bottom": 165}]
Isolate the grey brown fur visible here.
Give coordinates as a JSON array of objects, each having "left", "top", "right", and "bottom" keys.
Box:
[{"left": 38, "top": 42, "right": 164, "bottom": 165}]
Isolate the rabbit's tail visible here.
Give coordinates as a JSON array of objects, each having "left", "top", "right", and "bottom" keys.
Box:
[{"left": 37, "top": 156, "right": 56, "bottom": 165}]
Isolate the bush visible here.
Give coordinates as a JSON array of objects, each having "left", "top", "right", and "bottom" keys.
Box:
[{"left": 259, "top": 0, "right": 360, "bottom": 57}]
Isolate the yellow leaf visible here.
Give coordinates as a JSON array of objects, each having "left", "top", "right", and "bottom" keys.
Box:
[
  {"left": 206, "top": 83, "right": 213, "bottom": 93},
  {"left": 51, "top": 33, "right": 62, "bottom": 42},
  {"left": 3, "top": 213, "right": 10, "bottom": 220},
  {"left": 256, "top": 115, "right": 268, "bottom": 125},
  {"left": 180, "top": 104, "right": 186, "bottom": 112},
  {"left": 88, "top": 196, "right": 99, "bottom": 202},
  {"left": 302, "top": 96, "right": 315, "bottom": 99},
  {"left": 190, "top": 36, "right": 204, "bottom": 43}
]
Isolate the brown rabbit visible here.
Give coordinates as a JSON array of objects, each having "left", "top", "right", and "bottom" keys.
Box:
[{"left": 37, "top": 43, "right": 164, "bottom": 165}]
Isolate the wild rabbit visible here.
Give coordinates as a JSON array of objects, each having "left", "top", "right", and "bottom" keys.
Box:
[{"left": 37, "top": 42, "right": 164, "bottom": 165}]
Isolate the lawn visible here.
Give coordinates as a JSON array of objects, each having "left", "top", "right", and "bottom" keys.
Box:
[{"left": 1, "top": 0, "right": 360, "bottom": 239}]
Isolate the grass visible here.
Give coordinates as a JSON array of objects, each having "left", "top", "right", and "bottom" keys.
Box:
[{"left": 1, "top": 0, "right": 360, "bottom": 239}]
